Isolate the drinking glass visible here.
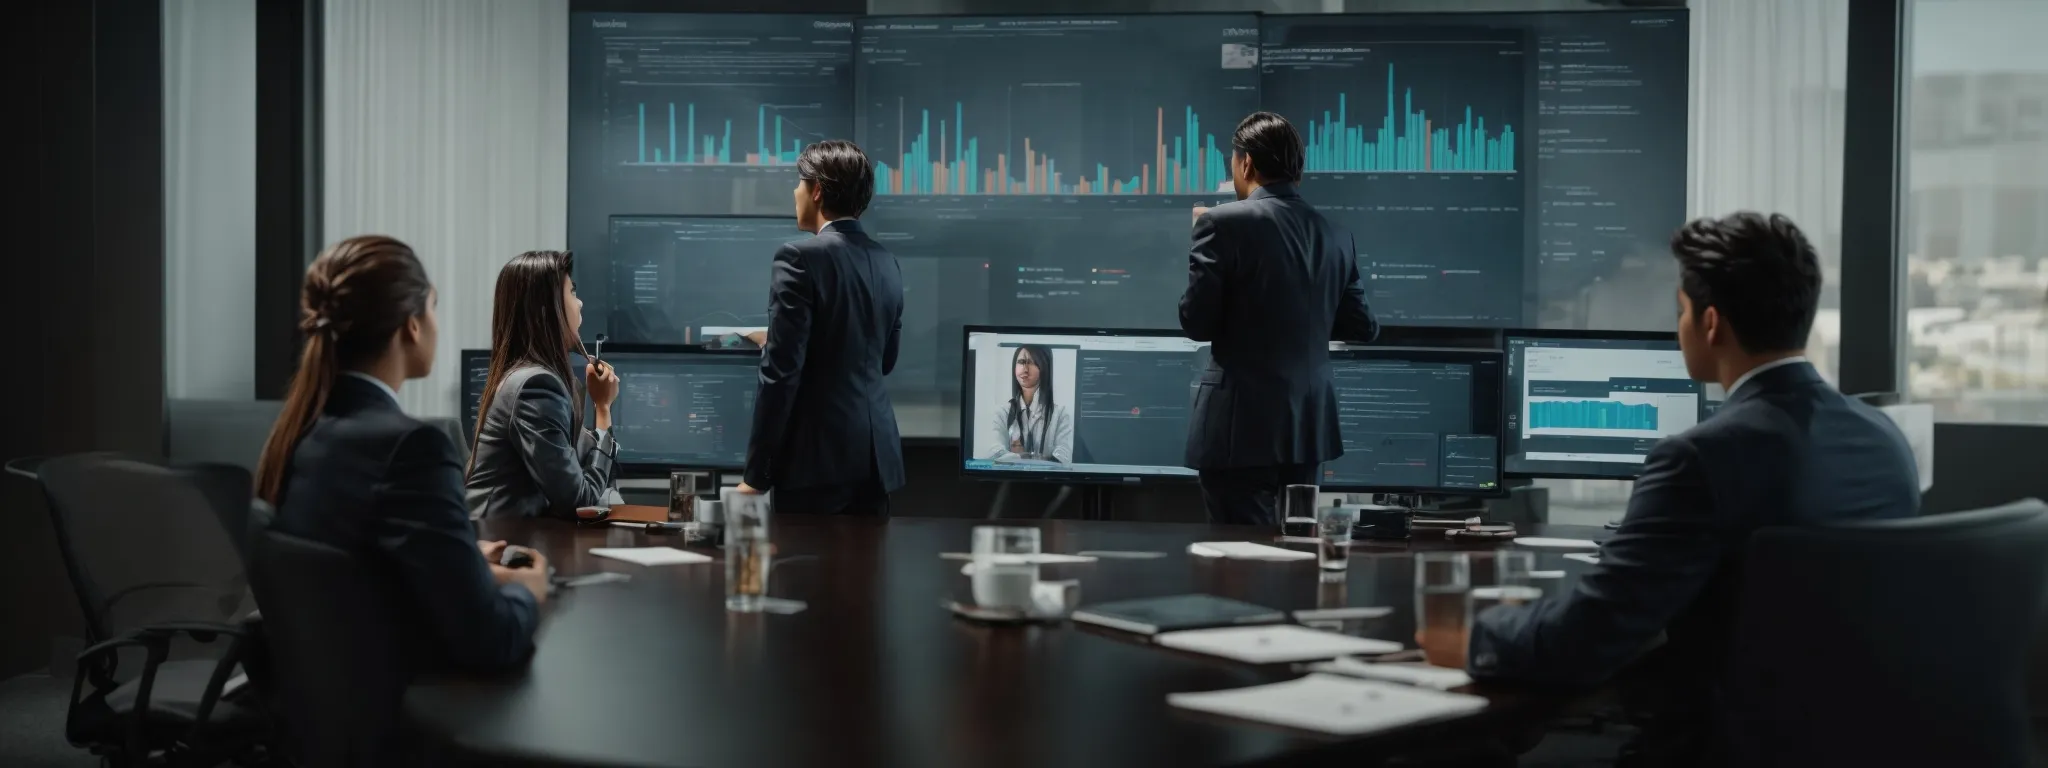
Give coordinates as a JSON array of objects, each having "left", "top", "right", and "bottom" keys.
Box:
[
  {"left": 1414, "top": 552, "right": 1473, "bottom": 646},
  {"left": 1314, "top": 504, "right": 1359, "bottom": 571},
  {"left": 970, "top": 526, "right": 1042, "bottom": 611},
  {"left": 669, "top": 471, "right": 705, "bottom": 521},
  {"left": 1471, "top": 550, "right": 1542, "bottom": 614},
  {"left": 723, "top": 490, "right": 773, "bottom": 613},
  {"left": 1280, "top": 484, "right": 1320, "bottom": 537}
]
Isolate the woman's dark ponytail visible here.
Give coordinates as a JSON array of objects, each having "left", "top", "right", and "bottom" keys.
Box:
[{"left": 255, "top": 236, "right": 432, "bottom": 505}]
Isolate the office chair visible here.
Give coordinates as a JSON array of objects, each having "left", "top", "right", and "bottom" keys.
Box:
[
  {"left": 247, "top": 516, "right": 408, "bottom": 767},
  {"left": 31, "top": 452, "right": 271, "bottom": 766},
  {"left": 1723, "top": 498, "right": 2048, "bottom": 767}
]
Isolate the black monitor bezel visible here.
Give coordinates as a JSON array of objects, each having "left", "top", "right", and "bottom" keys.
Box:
[
  {"left": 958, "top": 325, "right": 1204, "bottom": 486},
  {"left": 1316, "top": 345, "right": 1509, "bottom": 497},
  {"left": 1499, "top": 327, "right": 1692, "bottom": 481}
]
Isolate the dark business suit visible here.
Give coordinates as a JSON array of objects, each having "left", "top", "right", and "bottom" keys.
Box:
[
  {"left": 1469, "top": 361, "right": 1920, "bottom": 764},
  {"left": 272, "top": 375, "right": 540, "bottom": 676},
  {"left": 465, "top": 365, "right": 616, "bottom": 519},
  {"left": 1180, "top": 182, "right": 1379, "bottom": 525},
  {"left": 745, "top": 218, "right": 906, "bottom": 516}
]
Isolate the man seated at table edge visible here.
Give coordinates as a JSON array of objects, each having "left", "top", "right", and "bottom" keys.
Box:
[{"left": 1422, "top": 213, "right": 1920, "bottom": 754}]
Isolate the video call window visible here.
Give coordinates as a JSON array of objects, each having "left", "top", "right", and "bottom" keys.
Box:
[
  {"left": 962, "top": 329, "right": 1209, "bottom": 481},
  {"left": 1502, "top": 331, "right": 1707, "bottom": 479}
]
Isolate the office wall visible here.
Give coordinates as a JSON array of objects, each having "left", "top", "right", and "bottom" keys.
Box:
[
  {"left": 322, "top": 0, "right": 569, "bottom": 418},
  {"left": 166, "top": 0, "right": 258, "bottom": 401}
]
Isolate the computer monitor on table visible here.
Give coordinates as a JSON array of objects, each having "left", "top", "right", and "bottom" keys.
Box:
[
  {"left": 960, "top": 327, "right": 1206, "bottom": 484},
  {"left": 460, "top": 346, "right": 756, "bottom": 473},
  {"left": 591, "top": 346, "right": 758, "bottom": 472},
  {"left": 1501, "top": 329, "right": 1707, "bottom": 479},
  {"left": 1319, "top": 346, "right": 1507, "bottom": 496}
]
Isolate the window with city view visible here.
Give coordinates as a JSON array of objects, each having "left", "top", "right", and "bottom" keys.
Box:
[{"left": 1904, "top": 0, "right": 2048, "bottom": 423}]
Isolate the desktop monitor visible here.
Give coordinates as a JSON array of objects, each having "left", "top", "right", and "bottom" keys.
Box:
[
  {"left": 459, "top": 349, "right": 493, "bottom": 441},
  {"left": 594, "top": 346, "right": 758, "bottom": 471},
  {"left": 1320, "top": 347, "right": 1506, "bottom": 496},
  {"left": 1501, "top": 329, "right": 1707, "bottom": 479},
  {"left": 460, "top": 346, "right": 755, "bottom": 472},
  {"left": 960, "top": 327, "right": 1208, "bottom": 483}
]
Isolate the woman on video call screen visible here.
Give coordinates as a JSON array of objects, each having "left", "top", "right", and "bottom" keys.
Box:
[{"left": 984, "top": 345, "right": 1074, "bottom": 464}]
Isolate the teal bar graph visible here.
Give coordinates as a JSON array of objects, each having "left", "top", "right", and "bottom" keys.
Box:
[
  {"left": 1530, "top": 400, "right": 1658, "bottom": 431},
  {"left": 872, "top": 101, "right": 1228, "bottom": 196},
  {"left": 1303, "top": 64, "right": 1516, "bottom": 174},
  {"left": 625, "top": 102, "right": 812, "bottom": 166}
]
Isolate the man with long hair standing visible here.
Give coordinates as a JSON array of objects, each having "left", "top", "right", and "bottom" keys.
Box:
[{"left": 734, "top": 140, "right": 905, "bottom": 516}]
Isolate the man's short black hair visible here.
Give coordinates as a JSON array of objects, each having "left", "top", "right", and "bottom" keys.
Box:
[
  {"left": 1670, "top": 212, "right": 1823, "bottom": 354},
  {"left": 1231, "top": 112, "right": 1304, "bottom": 184},
  {"left": 797, "top": 139, "right": 875, "bottom": 218}
]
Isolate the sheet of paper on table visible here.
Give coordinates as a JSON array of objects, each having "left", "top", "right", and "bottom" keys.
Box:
[
  {"left": 1167, "top": 673, "right": 1488, "bottom": 736},
  {"left": 1309, "top": 656, "right": 1474, "bottom": 690},
  {"left": 1187, "top": 542, "right": 1316, "bottom": 561},
  {"left": 1155, "top": 624, "right": 1402, "bottom": 664},
  {"left": 589, "top": 547, "right": 714, "bottom": 566}
]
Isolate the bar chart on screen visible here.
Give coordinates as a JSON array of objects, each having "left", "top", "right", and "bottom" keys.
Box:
[
  {"left": 870, "top": 100, "right": 1234, "bottom": 196},
  {"left": 1260, "top": 23, "right": 1527, "bottom": 177},
  {"left": 594, "top": 15, "right": 854, "bottom": 175},
  {"left": 857, "top": 15, "right": 1260, "bottom": 199}
]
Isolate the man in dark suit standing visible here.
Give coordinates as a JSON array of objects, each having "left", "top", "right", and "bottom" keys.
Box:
[
  {"left": 735, "top": 140, "right": 905, "bottom": 516},
  {"left": 1180, "top": 112, "right": 1379, "bottom": 525},
  {"left": 1423, "top": 212, "right": 1920, "bottom": 764}
]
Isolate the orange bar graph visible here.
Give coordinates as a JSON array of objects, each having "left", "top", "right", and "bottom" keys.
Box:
[
  {"left": 1155, "top": 108, "right": 1165, "bottom": 194},
  {"left": 1025, "top": 140, "right": 1034, "bottom": 194},
  {"left": 1424, "top": 119, "right": 1432, "bottom": 170},
  {"left": 1141, "top": 164, "right": 1149, "bottom": 195},
  {"left": 998, "top": 154, "right": 1007, "bottom": 193},
  {"left": 933, "top": 162, "right": 946, "bottom": 194}
]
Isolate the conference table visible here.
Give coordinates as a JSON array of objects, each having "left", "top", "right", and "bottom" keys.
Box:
[{"left": 403, "top": 515, "right": 1612, "bottom": 767}]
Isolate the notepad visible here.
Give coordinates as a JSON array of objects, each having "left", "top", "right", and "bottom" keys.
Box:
[
  {"left": 1167, "top": 674, "right": 1488, "bottom": 736},
  {"left": 1188, "top": 542, "right": 1316, "bottom": 561},
  {"left": 1155, "top": 624, "right": 1402, "bottom": 664},
  {"left": 1309, "top": 657, "right": 1474, "bottom": 690},
  {"left": 588, "top": 547, "right": 713, "bottom": 566},
  {"left": 939, "top": 552, "right": 1099, "bottom": 564},
  {"left": 1513, "top": 537, "right": 1602, "bottom": 549}
]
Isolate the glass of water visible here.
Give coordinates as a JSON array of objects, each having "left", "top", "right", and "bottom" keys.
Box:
[
  {"left": 1471, "top": 550, "right": 1543, "bottom": 615},
  {"left": 1314, "top": 503, "right": 1358, "bottom": 571},
  {"left": 1281, "top": 484, "right": 1320, "bottom": 537},
  {"left": 970, "top": 526, "right": 1041, "bottom": 612},
  {"left": 723, "top": 490, "right": 773, "bottom": 613},
  {"left": 1415, "top": 552, "right": 1473, "bottom": 648}
]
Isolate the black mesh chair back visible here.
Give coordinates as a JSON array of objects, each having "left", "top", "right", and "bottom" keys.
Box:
[
  {"left": 34, "top": 453, "right": 254, "bottom": 643},
  {"left": 1724, "top": 498, "right": 2048, "bottom": 767},
  {"left": 248, "top": 523, "right": 407, "bottom": 766},
  {"left": 31, "top": 453, "right": 269, "bottom": 763}
]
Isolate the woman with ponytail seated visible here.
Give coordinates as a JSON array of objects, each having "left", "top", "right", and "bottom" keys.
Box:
[
  {"left": 465, "top": 250, "right": 621, "bottom": 519},
  {"left": 255, "top": 235, "right": 546, "bottom": 673}
]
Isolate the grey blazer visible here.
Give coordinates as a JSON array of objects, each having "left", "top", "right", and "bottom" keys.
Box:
[{"left": 464, "top": 365, "right": 616, "bottom": 520}]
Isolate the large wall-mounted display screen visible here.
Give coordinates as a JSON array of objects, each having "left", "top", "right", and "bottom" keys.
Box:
[{"left": 567, "top": 10, "right": 1688, "bottom": 435}]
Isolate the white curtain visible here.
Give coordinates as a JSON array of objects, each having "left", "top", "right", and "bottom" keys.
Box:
[
  {"left": 165, "top": 0, "right": 257, "bottom": 400},
  {"left": 1690, "top": 0, "right": 1850, "bottom": 378},
  {"left": 324, "top": 0, "right": 569, "bottom": 417}
]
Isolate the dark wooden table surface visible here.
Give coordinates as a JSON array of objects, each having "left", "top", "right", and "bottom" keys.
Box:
[{"left": 403, "top": 516, "right": 1611, "bottom": 768}]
